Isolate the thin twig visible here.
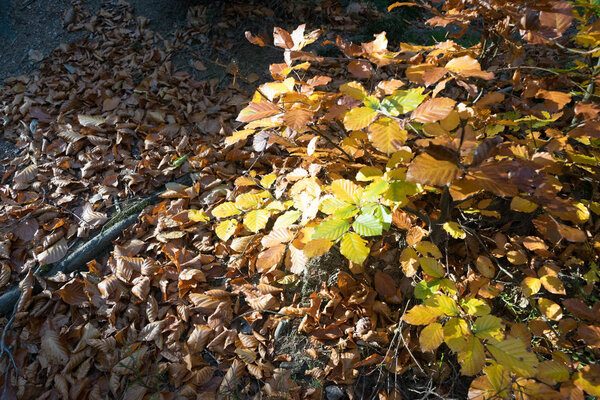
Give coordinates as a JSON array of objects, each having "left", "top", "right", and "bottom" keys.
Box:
[
  {"left": 461, "top": 225, "right": 514, "bottom": 279},
  {"left": 306, "top": 124, "right": 354, "bottom": 163}
]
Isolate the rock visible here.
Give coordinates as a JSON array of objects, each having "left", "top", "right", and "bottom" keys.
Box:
[{"left": 325, "top": 385, "right": 345, "bottom": 400}]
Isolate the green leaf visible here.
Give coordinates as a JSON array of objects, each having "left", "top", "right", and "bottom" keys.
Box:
[
  {"left": 243, "top": 209, "right": 270, "bottom": 232},
  {"left": 414, "top": 279, "right": 440, "bottom": 300},
  {"left": 420, "top": 257, "right": 445, "bottom": 278},
  {"left": 362, "top": 180, "right": 389, "bottom": 203},
  {"left": 312, "top": 218, "right": 350, "bottom": 240},
  {"left": 460, "top": 298, "right": 491, "bottom": 316},
  {"left": 373, "top": 204, "right": 392, "bottom": 230},
  {"left": 273, "top": 210, "right": 302, "bottom": 229},
  {"left": 170, "top": 154, "right": 189, "bottom": 168},
  {"left": 333, "top": 204, "right": 359, "bottom": 219},
  {"left": 384, "top": 180, "right": 419, "bottom": 205},
  {"left": 363, "top": 95, "right": 380, "bottom": 110},
  {"left": 380, "top": 88, "right": 426, "bottom": 116},
  {"left": 320, "top": 197, "right": 352, "bottom": 214},
  {"left": 340, "top": 232, "right": 370, "bottom": 264},
  {"left": 352, "top": 213, "right": 383, "bottom": 236}
]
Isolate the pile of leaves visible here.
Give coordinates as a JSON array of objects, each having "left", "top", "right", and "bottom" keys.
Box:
[{"left": 1, "top": 0, "right": 600, "bottom": 399}]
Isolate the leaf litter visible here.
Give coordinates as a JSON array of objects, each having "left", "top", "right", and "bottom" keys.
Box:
[{"left": 1, "top": 0, "right": 600, "bottom": 399}]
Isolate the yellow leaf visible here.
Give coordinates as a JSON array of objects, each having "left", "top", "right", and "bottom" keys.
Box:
[
  {"left": 215, "top": 219, "right": 237, "bottom": 241},
  {"left": 521, "top": 277, "right": 541, "bottom": 297},
  {"left": 188, "top": 209, "right": 209, "bottom": 222},
  {"left": 420, "top": 257, "right": 445, "bottom": 278},
  {"left": 212, "top": 202, "right": 242, "bottom": 218},
  {"left": 340, "top": 81, "right": 367, "bottom": 100},
  {"left": 235, "top": 193, "right": 263, "bottom": 210},
  {"left": 368, "top": 117, "right": 407, "bottom": 154},
  {"left": 444, "top": 317, "right": 471, "bottom": 352},
  {"left": 540, "top": 275, "right": 566, "bottom": 295},
  {"left": 461, "top": 298, "right": 491, "bottom": 316},
  {"left": 260, "top": 174, "right": 277, "bottom": 188},
  {"left": 510, "top": 196, "right": 538, "bottom": 213},
  {"left": 458, "top": 336, "right": 486, "bottom": 375},
  {"left": 487, "top": 338, "right": 539, "bottom": 377},
  {"left": 538, "top": 298, "right": 563, "bottom": 321},
  {"left": 225, "top": 129, "right": 255, "bottom": 146},
  {"left": 356, "top": 166, "right": 383, "bottom": 181},
  {"left": 536, "top": 360, "right": 569, "bottom": 386},
  {"left": 483, "top": 363, "right": 511, "bottom": 396},
  {"left": 443, "top": 221, "right": 466, "bottom": 239},
  {"left": 331, "top": 179, "right": 363, "bottom": 204},
  {"left": 419, "top": 323, "right": 444, "bottom": 352},
  {"left": 243, "top": 209, "right": 270, "bottom": 233},
  {"left": 340, "top": 232, "right": 369, "bottom": 264},
  {"left": 573, "top": 364, "right": 600, "bottom": 396},
  {"left": 425, "top": 293, "right": 460, "bottom": 316},
  {"left": 303, "top": 239, "right": 333, "bottom": 258},
  {"left": 414, "top": 241, "right": 442, "bottom": 259},
  {"left": 472, "top": 315, "right": 504, "bottom": 341},
  {"left": 343, "top": 107, "right": 378, "bottom": 131},
  {"left": 402, "top": 305, "right": 443, "bottom": 325}
]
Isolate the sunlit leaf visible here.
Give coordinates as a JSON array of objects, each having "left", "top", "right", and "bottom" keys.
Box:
[
  {"left": 368, "top": 117, "right": 407, "bottom": 154},
  {"left": 472, "top": 315, "right": 504, "bottom": 340},
  {"left": 411, "top": 97, "right": 456, "bottom": 123},
  {"left": 407, "top": 152, "right": 460, "bottom": 186},
  {"left": 443, "top": 221, "right": 466, "bottom": 239},
  {"left": 243, "top": 209, "right": 270, "bottom": 233},
  {"left": 215, "top": 219, "right": 237, "bottom": 241},
  {"left": 212, "top": 202, "right": 242, "bottom": 218},
  {"left": 331, "top": 179, "right": 363, "bottom": 204},
  {"left": 461, "top": 298, "right": 491, "bottom": 316},
  {"left": 419, "top": 323, "right": 444, "bottom": 352},
  {"left": 538, "top": 298, "right": 563, "bottom": 321},
  {"left": 510, "top": 197, "right": 538, "bottom": 213},
  {"left": 402, "top": 305, "right": 444, "bottom": 325},
  {"left": 188, "top": 209, "right": 209, "bottom": 222},
  {"left": 340, "top": 81, "right": 367, "bottom": 100},
  {"left": 340, "top": 232, "right": 369, "bottom": 264},
  {"left": 343, "top": 107, "right": 378, "bottom": 130},
  {"left": 420, "top": 257, "right": 445, "bottom": 278},
  {"left": 458, "top": 336, "right": 486, "bottom": 376},
  {"left": 273, "top": 210, "right": 302, "bottom": 229},
  {"left": 237, "top": 101, "right": 281, "bottom": 122},
  {"left": 521, "top": 277, "right": 541, "bottom": 297},
  {"left": 303, "top": 239, "right": 333, "bottom": 258},
  {"left": 380, "top": 88, "right": 426, "bottom": 116},
  {"left": 312, "top": 218, "right": 350, "bottom": 240},
  {"left": 352, "top": 213, "right": 383, "bottom": 236},
  {"left": 487, "top": 338, "right": 539, "bottom": 377}
]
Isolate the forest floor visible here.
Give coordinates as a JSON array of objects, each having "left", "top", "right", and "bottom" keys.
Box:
[{"left": 0, "top": 1, "right": 462, "bottom": 399}]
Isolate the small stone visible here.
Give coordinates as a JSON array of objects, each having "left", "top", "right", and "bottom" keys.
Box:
[{"left": 325, "top": 385, "right": 345, "bottom": 400}]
